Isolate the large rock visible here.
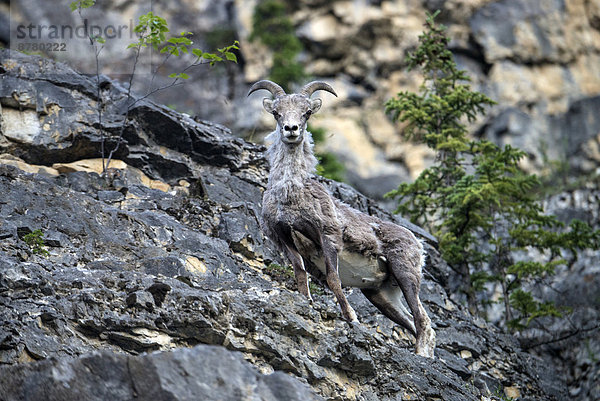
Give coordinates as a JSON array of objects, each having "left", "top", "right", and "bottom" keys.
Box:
[
  {"left": 470, "top": 0, "right": 594, "bottom": 64},
  {"left": 478, "top": 95, "right": 600, "bottom": 173},
  {"left": 0, "top": 49, "right": 265, "bottom": 182},
  {"left": 0, "top": 51, "right": 569, "bottom": 400},
  {"left": 0, "top": 344, "right": 323, "bottom": 401}
]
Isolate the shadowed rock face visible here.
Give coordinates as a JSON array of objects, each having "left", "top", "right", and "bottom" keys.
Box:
[
  {"left": 0, "top": 50, "right": 570, "bottom": 400},
  {"left": 0, "top": 345, "right": 324, "bottom": 401}
]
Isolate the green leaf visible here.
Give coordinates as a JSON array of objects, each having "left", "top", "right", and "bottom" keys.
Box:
[
  {"left": 168, "top": 72, "right": 189, "bottom": 80},
  {"left": 167, "top": 37, "right": 192, "bottom": 45},
  {"left": 70, "top": 0, "right": 95, "bottom": 11},
  {"left": 224, "top": 52, "right": 237, "bottom": 62}
]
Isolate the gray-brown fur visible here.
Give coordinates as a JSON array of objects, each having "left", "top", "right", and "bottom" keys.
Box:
[{"left": 249, "top": 80, "right": 436, "bottom": 357}]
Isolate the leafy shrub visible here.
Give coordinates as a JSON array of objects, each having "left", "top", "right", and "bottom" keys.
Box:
[
  {"left": 23, "top": 229, "right": 49, "bottom": 256},
  {"left": 69, "top": 3, "right": 238, "bottom": 175}
]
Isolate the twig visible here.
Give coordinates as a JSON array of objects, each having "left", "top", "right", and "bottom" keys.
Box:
[
  {"left": 103, "top": 39, "right": 144, "bottom": 173},
  {"left": 104, "top": 55, "right": 210, "bottom": 173},
  {"left": 76, "top": 6, "right": 106, "bottom": 173},
  {"left": 94, "top": 45, "right": 105, "bottom": 171},
  {"left": 149, "top": 52, "right": 173, "bottom": 92},
  {"left": 522, "top": 324, "right": 600, "bottom": 350}
]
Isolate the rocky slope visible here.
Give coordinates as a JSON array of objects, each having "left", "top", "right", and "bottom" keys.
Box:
[
  {"left": 3, "top": 0, "right": 600, "bottom": 199},
  {"left": 0, "top": 50, "right": 571, "bottom": 400}
]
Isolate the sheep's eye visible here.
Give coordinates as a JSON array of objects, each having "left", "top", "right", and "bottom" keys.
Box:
[
  {"left": 272, "top": 111, "right": 280, "bottom": 119},
  {"left": 304, "top": 110, "right": 312, "bottom": 118}
]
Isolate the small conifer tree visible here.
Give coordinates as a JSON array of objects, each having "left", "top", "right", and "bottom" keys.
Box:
[{"left": 385, "top": 12, "right": 600, "bottom": 329}]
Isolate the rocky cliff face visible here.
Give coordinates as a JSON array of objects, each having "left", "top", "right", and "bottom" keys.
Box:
[
  {"left": 0, "top": 50, "right": 573, "bottom": 400},
  {"left": 528, "top": 189, "right": 600, "bottom": 401},
  {"left": 3, "top": 0, "right": 599, "bottom": 199}
]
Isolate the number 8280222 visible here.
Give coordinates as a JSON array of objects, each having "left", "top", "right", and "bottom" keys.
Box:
[{"left": 17, "top": 42, "right": 67, "bottom": 52}]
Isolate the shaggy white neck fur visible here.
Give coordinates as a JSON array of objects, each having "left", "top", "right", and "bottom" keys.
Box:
[{"left": 265, "top": 126, "right": 318, "bottom": 199}]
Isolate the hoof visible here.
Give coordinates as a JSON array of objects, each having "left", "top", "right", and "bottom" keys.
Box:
[
  {"left": 342, "top": 307, "right": 358, "bottom": 323},
  {"left": 416, "top": 328, "right": 436, "bottom": 358},
  {"left": 416, "top": 346, "right": 435, "bottom": 358}
]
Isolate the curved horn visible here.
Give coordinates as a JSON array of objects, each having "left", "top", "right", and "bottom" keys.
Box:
[
  {"left": 300, "top": 81, "right": 338, "bottom": 98},
  {"left": 247, "top": 80, "right": 286, "bottom": 98}
]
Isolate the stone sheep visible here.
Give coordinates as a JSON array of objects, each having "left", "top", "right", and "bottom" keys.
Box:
[{"left": 248, "top": 80, "right": 436, "bottom": 357}]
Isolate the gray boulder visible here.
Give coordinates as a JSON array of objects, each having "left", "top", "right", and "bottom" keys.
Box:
[{"left": 0, "top": 344, "right": 323, "bottom": 401}]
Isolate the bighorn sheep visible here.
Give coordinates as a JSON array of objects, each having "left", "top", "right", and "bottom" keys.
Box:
[{"left": 249, "top": 80, "right": 436, "bottom": 357}]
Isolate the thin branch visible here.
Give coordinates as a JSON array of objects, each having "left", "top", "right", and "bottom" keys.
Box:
[
  {"left": 149, "top": 52, "right": 173, "bottom": 92},
  {"left": 119, "top": 56, "right": 207, "bottom": 111},
  {"left": 104, "top": 54, "right": 210, "bottom": 173},
  {"left": 104, "top": 38, "right": 145, "bottom": 173},
  {"left": 94, "top": 44, "right": 105, "bottom": 172},
  {"left": 522, "top": 324, "right": 600, "bottom": 350},
  {"left": 76, "top": 6, "right": 106, "bottom": 173}
]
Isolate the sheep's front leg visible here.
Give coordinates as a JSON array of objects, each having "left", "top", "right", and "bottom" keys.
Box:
[
  {"left": 321, "top": 239, "right": 358, "bottom": 323},
  {"left": 283, "top": 243, "right": 312, "bottom": 301}
]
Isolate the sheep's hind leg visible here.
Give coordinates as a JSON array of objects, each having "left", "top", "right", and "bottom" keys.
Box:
[
  {"left": 388, "top": 260, "right": 436, "bottom": 358},
  {"left": 283, "top": 243, "right": 312, "bottom": 301},
  {"left": 321, "top": 239, "right": 358, "bottom": 323},
  {"left": 361, "top": 281, "right": 416, "bottom": 337}
]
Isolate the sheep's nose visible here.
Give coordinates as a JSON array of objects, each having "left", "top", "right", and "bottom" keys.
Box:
[{"left": 284, "top": 124, "right": 299, "bottom": 132}]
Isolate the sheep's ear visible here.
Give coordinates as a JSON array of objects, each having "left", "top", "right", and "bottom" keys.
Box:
[
  {"left": 263, "top": 98, "right": 275, "bottom": 113},
  {"left": 310, "top": 98, "right": 322, "bottom": 114}
]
